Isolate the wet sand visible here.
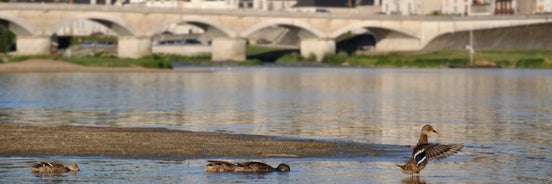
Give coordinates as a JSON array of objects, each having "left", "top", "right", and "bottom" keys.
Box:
[
  {"left": 0, "top": 124, "right": 382, "bottom": 159},
  {"left": 0, "top": 59, "right": 203, "bottom": 73}
]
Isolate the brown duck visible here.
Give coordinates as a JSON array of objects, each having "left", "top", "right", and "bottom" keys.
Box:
[
  {"left": 31, "top": 162, "right": 80, "bottom": 173},
  {"left": 205, "top": 160, "right": 290, "bottom": 173},
  {"left": 397, "top": 124, "right": 464, "bottom": 176}
]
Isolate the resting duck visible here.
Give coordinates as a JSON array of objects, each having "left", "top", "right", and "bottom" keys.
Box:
[
  {"left": 205, "top": 160, "right": 290, "bottom": 173},
  {"left": 31, "top": 162, "right": 80, "bottom": 173},
  {"left": 397, "top": 124, "right": 464, "bottom": 176}
]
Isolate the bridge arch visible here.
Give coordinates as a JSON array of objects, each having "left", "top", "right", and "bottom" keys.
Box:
[
  {"left": 330, "top": 22, "right": 419, "bottom": 39},
  {"left": 150, "top": 16, "right": 236, "bottom": 38},
  {"left": 49, "top": 15, "right": 136, "bottom": 36},
  {"left": 241, "top": 19, "right": 326, "bottom": 39},
  {"left": 331, "top": 22, "right": 421, "bottom": 52},
  {"left": 0, "top": 14, "right": 36, "bottom": 36}
]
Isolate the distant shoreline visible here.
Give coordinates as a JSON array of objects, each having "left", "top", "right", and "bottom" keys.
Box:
[
  {"left": 0, "top": 123, "right": 386, "bottom": 159},
  {"left": 0, "top": 59, "right": 189, "bottom": 73},
  {"left": 2, "top": 48, "right": 551, "bottom": 72}
]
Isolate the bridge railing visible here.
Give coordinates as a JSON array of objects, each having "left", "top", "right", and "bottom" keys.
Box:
[{"left": 1, "top": 3, "right": 552, "bottom": 21}]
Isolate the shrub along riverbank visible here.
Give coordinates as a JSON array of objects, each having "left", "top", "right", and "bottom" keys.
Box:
[
  {"left": 2, "top": 46, "right": 551, "bottom": 69},
  {"left": 256, "top": 47, "right": 552, "bottom": 68},
  {"left": 331, "top": 50, "right": 552, "bottom": 68}
]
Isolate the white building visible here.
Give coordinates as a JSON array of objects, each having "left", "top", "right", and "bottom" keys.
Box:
[
  {"left": 470, "top": 0, "right": 493, "bottom": 15},
  {"left": 253, "top": 0, "right": 298, "bottom": 11},
  {"left": 537, "top": 0, "right": 552, "bottom": 13},
  {"left": 381, "top": 0, "right": 472, "bottom": 15},
  {"left": 440, "top": 0, "right": 471, "bottom": 15},
  {"left": 144, "top": 0, "right": 178, "bottom": 8},
  {"left": 381, "top": 0, "right": 442, "bottom": 15},
  {"left": 518, "top": 0, "right": 552, "bottom": 14},
  {"left": 181, "top": 0, "right": 240, "bottom": 9},
  {"left": 128, "top": 0, "right": 240, "bottom": 9}
]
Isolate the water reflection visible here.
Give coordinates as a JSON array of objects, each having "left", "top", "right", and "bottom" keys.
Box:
[
  {"left": 32, "top": 171, "right": 78, "bottom": 178},
  {"left": 401, "top": 176, "right": 426, "bottom": 184},
  {"left": 0, "top": 68, "right": 551, "bottom": 183},
  {"left": 1, "top": 70, "right": 550, "bottom": 143}
]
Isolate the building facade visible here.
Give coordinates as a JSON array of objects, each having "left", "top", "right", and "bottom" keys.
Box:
[
  {"left": 379, "top": 0, "right": 552, "bottom": 15},
  {"left": 518, "top": 0, "right": 552, "bottom": 14},
  {"left": 441, "top": 0, "right": 471, "bottom": 15},
  {"left": 381, "top": 0, "right": 415, "bottom": 15},
  {"left": 471, "top": 0, "right": 493, "bottom": 15},
  {"left": 127, "top": 0, "right": 241, "bottom": 9},
  {"left": 251, "top": 0, "right": 298, "bottom": 11},
  {"left": 292, "top": 0, "right": 379, "bottom": 14},
  {"left": 494, "top": 0, "right": 516, "bottom": 14},
  {"left": 537, "top": 0, "right": 552, "bottom": 13},
  {"left": 380, "top": 0, "right": 459, "bottom": 15},
  {"left": 470, "top": 0, "right": 517, "bottom": 15}
]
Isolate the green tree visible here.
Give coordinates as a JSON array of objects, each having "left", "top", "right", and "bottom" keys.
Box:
[{"left": 0, "top": 26, "right": 15, "bottom": 53}]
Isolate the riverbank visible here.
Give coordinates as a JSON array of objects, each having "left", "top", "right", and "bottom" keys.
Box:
[
  {"left": 0, "top": 59, "right": 210, "bottom": 73},
  {"left": 342, "top": 49, "right": 552, "bottom": 68},
  {"left": 60, "top": 49, "right": 552, "bottom": 69},
  {"left": 2, "top": 49, "right": 551, "bottom": 70},
  {"left": 0, "top": 124, "right": 385, "bottom": 159}
]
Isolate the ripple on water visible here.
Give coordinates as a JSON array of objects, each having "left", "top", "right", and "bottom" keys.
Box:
[{"left": 1, "top": 153, "right": 550, "bottom": 184}]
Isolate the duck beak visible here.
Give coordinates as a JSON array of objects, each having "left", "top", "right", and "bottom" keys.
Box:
[{"left": 433, "top": 129, "right": 439, "bottom": 134}]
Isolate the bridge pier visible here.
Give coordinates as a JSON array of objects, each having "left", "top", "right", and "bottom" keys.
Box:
[
  {"left": 118, "top": 36, "right": 151, "bottom": 58},
  {"left": 300, "top": 39, "right": 335, "bottom": 62},
  {"left": 16, "top": 36, "right": 50, "bottom": 55},
  {"left": 211, "top": 37, "right": 246, "bottom": 61}
]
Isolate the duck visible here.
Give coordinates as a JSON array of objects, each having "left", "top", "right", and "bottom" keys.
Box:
[
  {"left": 397, "top": 124, "right": 464, "bottom": 176},
  {"left": 204, "top": 160, "right": 290, "bottom": 173},
  {"left": 31, "top": 161, "right": 80, "bottom": 173}
]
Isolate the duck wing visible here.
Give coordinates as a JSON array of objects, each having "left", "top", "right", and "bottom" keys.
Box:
[
  {"left": 205, "top": 160, "right": 238, "bottom": 172},
  {"left": 206, "top": 160, "right": 235, "bottom": 166},
  {"left": 414, "top": 143, "right": 464, "bottom": 160},
  {"left": 50, "top": 162, "right": 65, "bottom": 167},
  {"left": 32, "top": 162, "right": 50, "bottom": 168},
  {"left": 237, "top": 162, "right": 274, "bottom": 172},
  {"left": 33, "top": 161, "right": 63, "bottom": 168}
]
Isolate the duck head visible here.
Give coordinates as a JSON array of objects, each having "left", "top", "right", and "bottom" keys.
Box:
[
  {"left": 421, "top": 124, "right": 438, "bottom": 135},
  {"left": 66, "top": 162, "right": 80, "bottom": 171},
  {"left": 276, "top": 163, "right": 290, "bottom": 172}
]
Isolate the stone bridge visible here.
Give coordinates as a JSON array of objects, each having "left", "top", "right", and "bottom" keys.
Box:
[{"left": 1, "top": 3, "right": 551, "bottom": 61}]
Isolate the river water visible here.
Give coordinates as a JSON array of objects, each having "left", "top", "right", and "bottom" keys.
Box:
[{"left": 0, "top": 68, "right": 550, "bottom": 183}]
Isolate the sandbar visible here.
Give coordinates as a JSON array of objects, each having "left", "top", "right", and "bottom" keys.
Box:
[{"left": 0, "top": 124, "right": 386, "bottom": 159}]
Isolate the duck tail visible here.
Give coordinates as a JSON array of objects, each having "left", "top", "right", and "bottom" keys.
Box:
[{"left": 396, "top": 164, "right": 406, "bottom": 169}]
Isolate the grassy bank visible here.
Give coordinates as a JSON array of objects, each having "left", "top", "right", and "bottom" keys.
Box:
[
  {"left": 61, "top": 54, "right": 210, "bottom": 69},
  {"left": 3, "top": 47, "right": 551, "bottom": 69},
  {"left": 59, "top": 46, "right": 270, "bottom": 68},
  {"left": 329, "top": 50, "right": 552, "bottom": 68},
  {"left": 263, "top": 47, "right": 552, "bottom": 68}
]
